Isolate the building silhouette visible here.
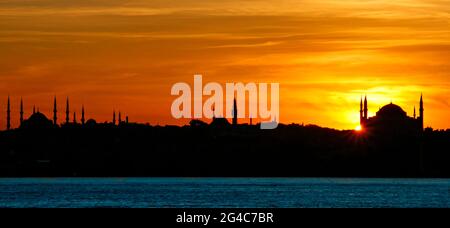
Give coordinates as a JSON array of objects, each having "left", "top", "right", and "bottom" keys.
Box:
[
  {"left": 85, "top": 118, "right": 97, "bottom": 127},
  {"left": 20, "top": 111, "right": 53, "bottom": 129},
  {"left": 20, "top": 98, "right": 24, "bottom": 125},
  {"left": 81, "top": 105, "right": 85, "bottom": 125},
  {"left": 210, "top": 117, "right": 231, "bottom": 127},
  {"left": 208, "top": 103, "right": 232, "bottom": 127},
  {"left": 73, "top": 111, "right": 77, "bottom": 124},
  {"left": 53, "top": 96, "right": 57, "bottom": 125},
  {"left": 1, "top": 96, "right": 133, "bottom": 130},
  {"left": 65, "top": 97, "right": 70, "bottom": 124},
  {"left": 360, "top": 95, "right": 424, "bottom": 133},
  {"left": 0, "top": 94, "right": 426, "bottom": 132},
  {"left": 232, "top": 96, "right": 238, "bottom": 126},
  {"left": 112, "top": 110, "right": 116, "bottom": 125},
  {"left": 6, "top": 96, "right": 11, "bottom": 130}
]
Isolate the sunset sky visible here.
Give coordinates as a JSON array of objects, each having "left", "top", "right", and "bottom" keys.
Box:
[{"left": 1, "top": 0, "right": 449, "bottom": 130}]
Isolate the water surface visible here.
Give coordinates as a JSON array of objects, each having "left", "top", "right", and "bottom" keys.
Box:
[{"left": 0, "top": 178, "right": 448, "bottom": 208}]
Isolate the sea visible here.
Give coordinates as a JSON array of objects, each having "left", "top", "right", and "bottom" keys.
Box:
[{"left": 0, "top": 178, "right": 448, "bottom": 208}]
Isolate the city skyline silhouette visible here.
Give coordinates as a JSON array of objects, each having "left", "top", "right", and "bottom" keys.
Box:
[{"left": 1, "top": 93, "right": 442, "bottom": 132}]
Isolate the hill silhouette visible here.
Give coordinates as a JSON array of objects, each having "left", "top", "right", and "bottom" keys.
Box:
[{"left": 0, "top": 121, "right": 449, "bottom": 177}]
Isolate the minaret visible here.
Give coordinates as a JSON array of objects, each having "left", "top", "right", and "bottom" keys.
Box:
[
  {"left": 359, "top": 96, "right": 363, "bottom": 124},
  {"left": 33, "top": 105, "right": 36, "bottom": 114},
  {"left": 126, "top": 116, "right": 129, "bottom": 124},
  {"left": 81, "top": 105, "right": 85, "bottom": 125},
  {"left": 65, "top": 97, "right": 70, "bottom": 124},
  {"left": 20, "top": 97, "right": 24, "bottom": 126},
  {"left": 118, "top": 111, "right": 122, "bottom": 124},
  {"left": 6, "top": 96, "right": 11, "bottom": 130},
  {"left": 363, "top": 95, "right": 368, "bottom": 120},
  {"left": 232, "top": 96, "right": 237, "bottom": 125},
  {"left": 419, "top": 94, "right": 424, "bottom": 130},
  {"left": 53, "top": 96, "right": 57, "bottom": 125},
  {"left": 413, "top": 106, "right": 416, "bottom": 119},
  {"left": 112, "top": 110, "right": 116, "bottom": 125},
  {"left": 73, "top": 111, "right": 77, "bottom": 124}
]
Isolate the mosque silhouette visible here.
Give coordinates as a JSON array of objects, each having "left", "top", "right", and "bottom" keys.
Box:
[
  {"left": 4, "top": 95, "right": 424, "bottom": 134},
  {"left": 5, "top": 97, "right": 130, "bottom": 130},
  {"left": 4, "top": 96, "right": 245, "bottom": 130},
  {"left": 359, "top": 95, "right": 424, "bottom": 134}
]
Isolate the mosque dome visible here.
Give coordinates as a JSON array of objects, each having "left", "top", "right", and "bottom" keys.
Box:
[
  {"left": 210, "top": 117, "right": 231, "bottom": 127},
  {"left": 376, "top": 103, "right": 407, "bottom": 118},
  {"left": 85, "top": 119, "right": 97, "bottom": 127},
  {"left": 20, "top": 112, "right": 53, "bottom": 129}
]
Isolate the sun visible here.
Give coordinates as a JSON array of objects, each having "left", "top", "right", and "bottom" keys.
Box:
[{"left": 355, "top": 125, "right": 362, "bottom": 131}]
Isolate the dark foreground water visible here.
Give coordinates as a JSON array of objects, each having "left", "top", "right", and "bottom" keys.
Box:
[{"left": 0, "top": 178, "right": 449, "bottom": 208}]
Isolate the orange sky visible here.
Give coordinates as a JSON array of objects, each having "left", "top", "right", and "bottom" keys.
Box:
[{"left": 1, "top": 0, "right": 449, "bottom": 130}]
